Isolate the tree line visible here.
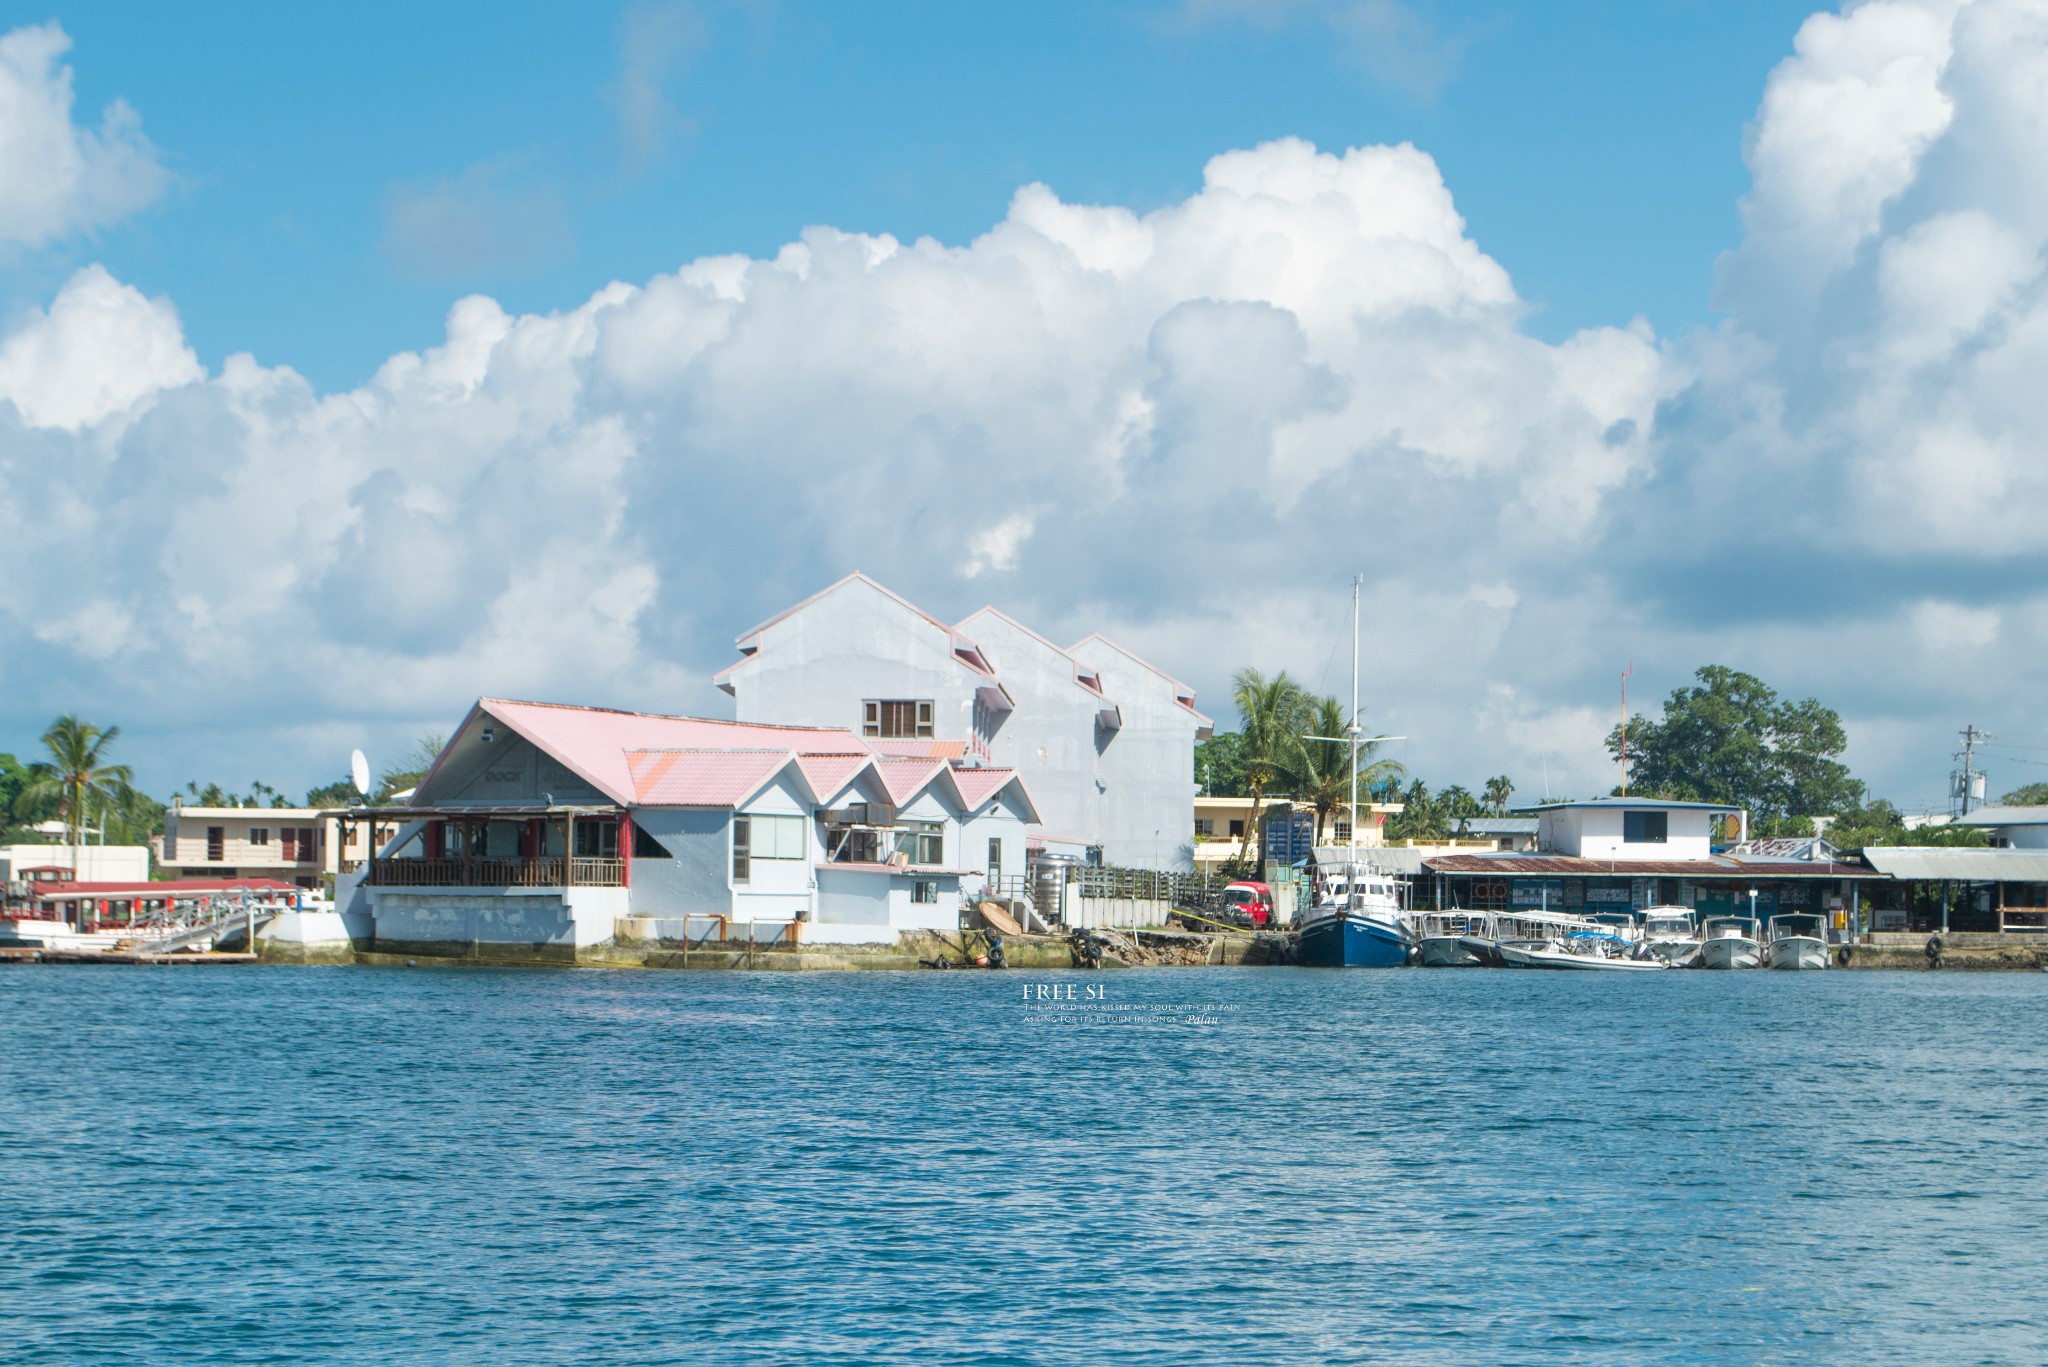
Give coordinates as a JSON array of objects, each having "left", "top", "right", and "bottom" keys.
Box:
[
  {"left": 1, "top": 718, "right": 447, "bottom": 847},
  {"left": 1199, "top": 663, "right": 2006, "bottom": 856}
]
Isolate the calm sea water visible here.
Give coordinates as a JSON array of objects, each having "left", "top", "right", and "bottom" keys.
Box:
[{"left": 2, "top": 964, "right": 2044, "bottom": 1365}]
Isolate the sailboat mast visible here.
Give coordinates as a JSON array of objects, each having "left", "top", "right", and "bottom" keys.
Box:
[{"left": 1349, "top": 575, "right": 1360, "bottom": 862}]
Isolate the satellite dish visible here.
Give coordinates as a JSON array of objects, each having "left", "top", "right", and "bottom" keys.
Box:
[{"left": 350, "top": 749, "right": 371, "bottom": 797}]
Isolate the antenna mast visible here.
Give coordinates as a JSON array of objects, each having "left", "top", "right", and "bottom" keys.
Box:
[{"left": 1620, "top": 663, "right": 1634, "bottom": 797}]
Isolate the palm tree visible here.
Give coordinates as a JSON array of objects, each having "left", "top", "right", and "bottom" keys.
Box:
[
  {"left": 1294, "top": 695, "right": 1406, "bottom": 845},
  {"left": 14, "top": 716, "right": 134, "bottom": 847},
  {"left": 1484, "top": 774, "right": 1514, "bottom": 815},
  {"left": 1231, "top": 668, "right": 1309, "bottom": 874}
]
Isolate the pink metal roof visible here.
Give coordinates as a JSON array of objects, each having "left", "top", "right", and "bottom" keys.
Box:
[
  {"left": 950, "top": 767, "right": 1021, "bottom": 811},
  {"left": 626, "top": 749, "right": 796, "bottom": 807},
  {"left": 867, "top": 738, "right": 969, "bottom": 760},
  {"left": 872, "top": 756, "right": 950, "bottom": 805},
  {"left": 794, "top": 753, "right": 873, "bottom": 804},
  {"left": 480, "top": 699, "right": 866, "bottom": 804}
]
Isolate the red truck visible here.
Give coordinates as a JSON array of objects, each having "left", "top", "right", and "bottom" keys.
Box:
[{"left": 1219, "top": 880, "right": 1275, "bottom": 929}]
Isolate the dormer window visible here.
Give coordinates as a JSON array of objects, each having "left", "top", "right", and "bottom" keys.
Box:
[
  {"left": 864, "top": 699, "right": 934, "bottom": 739},
  {"left": 1623, "top": 811, "right": 1668, "bottom": 844}
]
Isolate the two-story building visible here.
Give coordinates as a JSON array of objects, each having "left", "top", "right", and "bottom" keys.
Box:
[
  {"left": 716, "top": 573, "right": 1210, "bottom": 872},
  {"left": 1421, "top": 797, "right": 1879, "bottom": 925},
  {"left": 335, "top": 697, "right": 1040, "bottom": 960},
  {"left": 161, "top": 805, "right": 336, "bottom": 889}
]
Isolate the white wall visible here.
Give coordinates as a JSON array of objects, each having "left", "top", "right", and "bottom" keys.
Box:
[
  {"left": 0, "top": 844, "right": 152, "bottom": 882},
  {"left": 1539, "top": 807, "right": 1715, "bottom": 861},
  {"left": 960, "top": 609, "right": 1105, "bottom": 847},
  {"left": 732, "top": 772, "right": 815, "bottom": 923},
  {"left": 729, "top": 578, "right": 989, "bottom": 746},
  {"left": 628, "top": 807, "right": 732, "bottom": 918},
  {"left": 1068, "top": 639, "right": 1202, "bottom": 872}
]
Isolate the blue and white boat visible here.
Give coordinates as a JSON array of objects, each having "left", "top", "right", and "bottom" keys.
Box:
[
  {"left": 1290, "top": 575, "right": 1412, "bottom": 969},
  {"left": 1296, "top": 871, "right": 1412, "bottom": 967}
]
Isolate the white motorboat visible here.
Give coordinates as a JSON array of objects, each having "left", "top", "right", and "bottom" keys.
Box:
[
  {"left": 1641, "top": 907, "right": 1703, "bottom": 967},
  {"left": 1496, "top": 933, "right": 1668, "bottom": 971},
  {"left": 1415, "top": 911, "right": 1491, "bottom": 966},
  {"left": 1764, "top": 912, "right": 1829, "bottom": 970},
  {"left": 1698, "top": 916, "right": 1763, "bottom": 969}
]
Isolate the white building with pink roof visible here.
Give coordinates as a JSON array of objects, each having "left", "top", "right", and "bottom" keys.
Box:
[
  {"left": 335, "top": 697, "right": 1040, "bottom": 958},
  {"left": 719, "top": 574, "right": 1212, "bottom": 872}
]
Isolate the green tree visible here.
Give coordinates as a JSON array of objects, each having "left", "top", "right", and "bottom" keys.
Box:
[
  {"left": 1606, "top": 666, "right": 1863, "bottom": 828},
  {"left": 1230, "top": 669, "right": 1309, "bottom": 874},
  {"left": 1290, "top": 695, "right": 1405, "bottom": 845},
  {"left": 1483, "top": 774, "right": 1514, "bottom": 815},
  {"left": 1998, "top": 783, "right": 2048, "bottom": 806},
  {"left": 13, "top": 717, "right": 135, "bottom": 846},
  {"left": 376, "top": 733, "right": 447, "bottom": 801},
  {"left": 304, "top": 777, "right": 359, "bottom": 808},
  {"left": 1826, "top": 800, "right": 1987, "bottom": 853},
  {"left": 1385, "top": 779, "right": 1449, "bottom": 843},
  {"left": 1194, "top": 732, "right": 1246, "bottom": 796}
]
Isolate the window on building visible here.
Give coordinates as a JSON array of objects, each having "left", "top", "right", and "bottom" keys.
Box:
[
  {"left": 732, "top": 816, "right": 750, "bottom": 884},
  {"left": 1194, "top": 818, "right": 1214, "bottom": 837},
  {"left": 300, "top": 828, "right": 319, "bottom": 861},
  {"left": 249, "top": 827, "right": 270, "bottom": 846},
  {"left": 572, "top": 822, "right": 620, "bottom": 859},
  {"left": 1228, "top": 820, "right": 1245, "bottom": 840},
  {"left": 911, "top": 880, "right": 938, "bottom": 905},
  {"left": 896, "top": 821, "right": 943, "bottom": 866},
  {"left": 863, "top": 699, "right": 935, "bottom": 739},
  {"left": 987, "top": 838, "right": 1003, "bottom": 883},
  {"left": 1334, "top": 820, "right": 1353, "bottom": 844},
  {"left": 739, "top": 814, "right": 806, "bottom": 861},
  {"left": 632, "top": 824, "right": 671, "bottom": 859},
  {"left": 1623, "top": 811, "right": 1669, "bottom": 844},
  {"left": 207, "top": 827, "right": 224, "bottom": 861}
]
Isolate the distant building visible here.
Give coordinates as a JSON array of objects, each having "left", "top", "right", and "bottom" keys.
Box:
[
  {"left": 1953, "top": 805, "right": 2048, "bottom": 848},
  {"left": 1456, "top": 817, "right": 1539, "bottom": 852},
  {"left": 1423, "top": 798, "right": 1876, "bottom": 923},
  {"left": 0, "top": 843, "right": 152, "bottom": 884},
  {"left": 336, "top": 698, "right": 1040, "bottom": 958},
  {"left": 162, "top": 806, "right": 336, "bottom": 889},
  {"left": 717, "top": 573, "right": 1211, "bottom": 872},
  {"left": 1193, "top": 796, "right": 1402, "bottom": 869}
]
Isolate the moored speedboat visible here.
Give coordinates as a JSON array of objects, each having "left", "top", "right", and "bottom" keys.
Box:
[
  {"left": 1698, "top": 916, "right": 1763, "bottom": 969},
  {"left": 1641, "top": 907, "right": 1703, "bottom": 967},
  {"left": 1498, "top": 928, "right": 1667, "bottom": 971},
  {"left": 1764, "top": 912, "right": 1829, "bottom": 970},
  {"left": 1415, "top": 910, "right": 1490, "bottom": 966}
]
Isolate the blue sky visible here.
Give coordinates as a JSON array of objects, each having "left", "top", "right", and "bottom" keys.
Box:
[
  {"left": 25, "top": 1, "right": 1815, "bottom": 388},
  {"left": 3, "top": 0, "right": 2042, "bottom": 813}
]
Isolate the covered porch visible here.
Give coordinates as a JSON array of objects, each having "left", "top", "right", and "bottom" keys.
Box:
[{"left": 338, "top": 804, "right": 632, "bottom": 889}]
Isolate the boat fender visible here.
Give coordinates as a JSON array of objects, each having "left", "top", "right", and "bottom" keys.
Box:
[
  {"left": 1924, "top": 934, "right": 1944, "bottom": 968},
  {"left": 1834, "top": 944, "right": 1853, "bottom": 967}
]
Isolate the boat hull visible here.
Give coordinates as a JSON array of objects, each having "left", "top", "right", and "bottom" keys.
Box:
[
  {"left": 1418, "top": 935, "right": 1481, "bottom": 967},
  {"left": 1297, "top": 910, "right": 1411, "bottom": 967},
  {"left": 1646, "top": 939, "right": 1702, "bottom": 968},
  {"left": 1499, "top": 941, "right": 1666, "bottom": 971},
  {"left": 1767, "top": 936, "right": 1828, "bottom": 970},
  {"left": 1699, "top": 937, "right": 1761, "bottom": 970}
]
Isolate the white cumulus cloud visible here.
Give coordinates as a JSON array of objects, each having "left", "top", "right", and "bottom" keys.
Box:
[
  {"left": 0, "top": 265, "right": 201, "bottom": 428},
  {"left": 0, "top": 22, "right": 166, "bottom": 248}
]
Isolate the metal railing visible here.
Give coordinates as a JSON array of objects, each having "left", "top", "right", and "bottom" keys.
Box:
[{"left": 368, "top": 856, "right": 625, "bottom": 888}]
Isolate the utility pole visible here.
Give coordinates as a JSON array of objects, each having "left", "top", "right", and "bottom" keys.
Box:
[
  {"left": 1620, "top": 663, "right": 1634, "bottom": 797},
  {"left": 1957, "top": 725, "right": 1987, "bottom": 816}
]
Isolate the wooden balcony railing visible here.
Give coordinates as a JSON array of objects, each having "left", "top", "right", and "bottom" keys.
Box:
[{"left": 368, "top": 857, "right": 625, "bottom": 889}]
